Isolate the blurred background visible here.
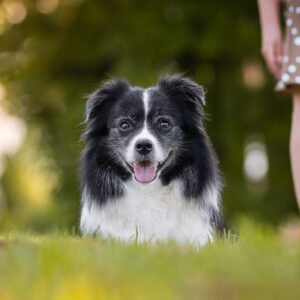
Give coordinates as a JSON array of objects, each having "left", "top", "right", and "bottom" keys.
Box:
[{"left": 0, "top": 0, "right": 298, "bottom": 232}]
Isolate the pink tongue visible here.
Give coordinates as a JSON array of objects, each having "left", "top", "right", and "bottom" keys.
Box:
[{"left": 133, "top": 161, "right": 158, "bottom": 183}]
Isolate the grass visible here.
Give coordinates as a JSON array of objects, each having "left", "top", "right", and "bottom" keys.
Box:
[{"left": 0, "top": 218, "right": 300, "bottom": 300}]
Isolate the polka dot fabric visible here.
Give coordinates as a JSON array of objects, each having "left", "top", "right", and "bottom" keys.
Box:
[{"left": 276, "top": 0, "right": 300, "bottom": 93}]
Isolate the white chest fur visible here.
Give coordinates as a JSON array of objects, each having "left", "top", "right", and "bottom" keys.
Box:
[{"left": 80, "top": 179, "right": 214, "bottom": 246}]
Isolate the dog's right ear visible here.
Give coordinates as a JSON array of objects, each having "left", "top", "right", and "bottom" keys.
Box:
[
  {"left": 158, "top": 75, "right": 206, "bottom": 107},
  {"left": 85, "top": 79, "right": 130, "bottom": 122}
]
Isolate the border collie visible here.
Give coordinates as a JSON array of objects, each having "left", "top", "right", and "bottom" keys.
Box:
[{"left": 80, "top": 75, "right": 224, "bottom": 246}]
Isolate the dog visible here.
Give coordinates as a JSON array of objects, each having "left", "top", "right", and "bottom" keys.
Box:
[{"left": 79, "top": 75, "right": 224, "bottom": 246}]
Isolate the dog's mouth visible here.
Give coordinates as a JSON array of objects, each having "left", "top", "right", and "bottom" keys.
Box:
[{"left": 126, "top": 152, "right": 172, "bottom": 183}]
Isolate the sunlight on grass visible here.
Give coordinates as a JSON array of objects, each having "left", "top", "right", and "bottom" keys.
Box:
[{"left": 0, "top": 218, "right": 300, "bottom": 300}]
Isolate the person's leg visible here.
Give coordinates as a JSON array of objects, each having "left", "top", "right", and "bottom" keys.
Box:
[{"left": 290, "top": 90, "right": 300, "bottom": 209}]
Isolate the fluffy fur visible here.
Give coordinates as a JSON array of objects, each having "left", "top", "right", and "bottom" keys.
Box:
[{"left": 80, "top": 75, "right": 224, "bottom": 246}]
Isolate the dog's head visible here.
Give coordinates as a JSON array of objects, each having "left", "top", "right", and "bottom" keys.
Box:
[{"left": 84, "top": 75, "right": 206, "bottom": 184}]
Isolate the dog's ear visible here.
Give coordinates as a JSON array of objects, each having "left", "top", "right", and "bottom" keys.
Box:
[
  {"left": 85, "top": 79, "right": 130, "bottom": 122},
  {"left": 158, "top": 75, "right": 206, "bottom": 106}
]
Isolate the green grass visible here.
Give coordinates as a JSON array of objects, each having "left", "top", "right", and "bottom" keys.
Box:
[{"left": 0, "top": 218, "right": 300, "bottom": 300}]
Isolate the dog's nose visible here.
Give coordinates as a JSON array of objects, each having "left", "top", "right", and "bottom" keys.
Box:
[{"left": 135, "top": 139, "right": 153, "bottom": 155}]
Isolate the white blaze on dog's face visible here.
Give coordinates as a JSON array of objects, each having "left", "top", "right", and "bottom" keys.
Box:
[
  {"left": 107, "top": 87, "right": 184, "bottom": 184},
  {"left": 125, "top": 90, "right": 165, "bottom": 183}
]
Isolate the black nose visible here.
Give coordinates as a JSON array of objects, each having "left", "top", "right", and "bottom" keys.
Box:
[{"left": 135, "top": 139, "right": 153, "bottom": 155}]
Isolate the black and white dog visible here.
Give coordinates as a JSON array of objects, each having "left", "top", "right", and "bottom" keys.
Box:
[{"left": 80, "top": 75, "right": 224, "bottom": 246}]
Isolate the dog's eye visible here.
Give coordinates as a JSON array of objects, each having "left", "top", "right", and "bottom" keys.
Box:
[
  {"left": 120, "top": 121, "right": 130, "bottom": 130},
  {"left": 160, "top": 120, "right": 170, "bottom": 129}
]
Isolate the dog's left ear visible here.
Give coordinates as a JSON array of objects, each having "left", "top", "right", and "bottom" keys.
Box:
[
  {"left": 85, "top": 79, "right": 130, "bottom": 122},
  {"left": 158, "top": 75, "right": 206, "bottom": 106}
]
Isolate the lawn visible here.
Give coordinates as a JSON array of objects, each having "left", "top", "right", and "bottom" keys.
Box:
[{"left": 0, "top": 218, "right": 299, "bottom": 300}]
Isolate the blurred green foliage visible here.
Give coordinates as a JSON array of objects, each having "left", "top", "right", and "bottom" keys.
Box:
[{"left": 0, "top": 0, "right": 298, "bottom": 231}]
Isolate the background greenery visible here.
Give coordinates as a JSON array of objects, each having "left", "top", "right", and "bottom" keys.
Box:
[{"left": 0, "top": 0, "right": 298, "bottom": 231}]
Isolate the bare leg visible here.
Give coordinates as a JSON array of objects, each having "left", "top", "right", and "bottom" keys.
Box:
[{"left": 290, "top": 91, "right": 300, "bottom": 210}]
